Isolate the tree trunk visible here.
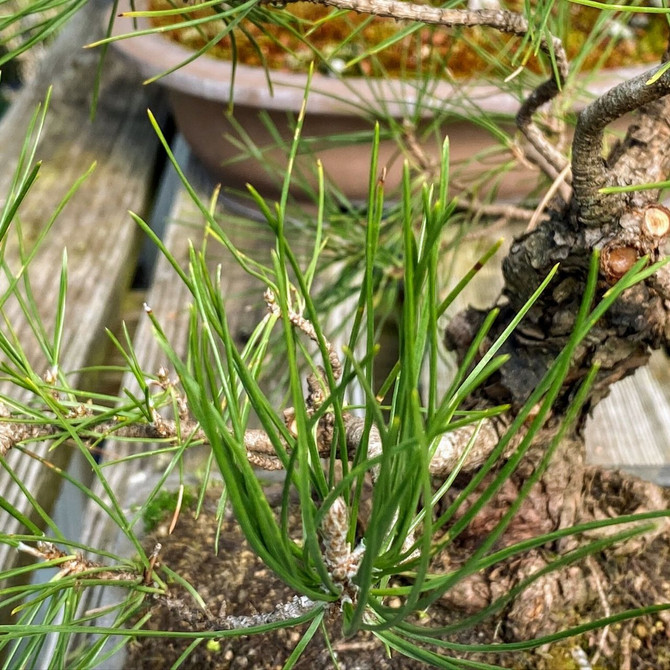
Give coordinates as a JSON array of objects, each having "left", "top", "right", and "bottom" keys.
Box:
[
  {"left": 436, "top": 431, "right": 670, "bottom": 641},
  {"left": 440, "top": 94, "right": 670, "bottom": 644}
]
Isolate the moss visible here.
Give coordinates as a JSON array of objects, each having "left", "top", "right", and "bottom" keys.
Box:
[{"left": 141, "top": 487, "right": 197, "bottom": 533}]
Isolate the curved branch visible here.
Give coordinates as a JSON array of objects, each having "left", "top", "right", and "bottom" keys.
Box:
[
  {"left": 572, "top": 64, "right": 670, "bottom": 227},
  {"left": 516, "top": 75, "right": 570, "bottom": 181}
]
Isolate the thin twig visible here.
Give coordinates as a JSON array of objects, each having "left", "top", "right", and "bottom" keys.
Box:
[
  {"left": 3, "top": 289, "right": 511, "bottom": 506},
  {"left": 265, "top": 288, "right": 341, "bottom": 380},
  {"left": 457, "top": 198, "right": 538, "bottom": 225},
  {"left": 587, "top": 556, "right": 611, "bottom": 668},
  {"left": 1, "top": 395, "right": 509, "bottom": 479},
  {"left": 620, "top": 625, "right": 633, "bottom": 670},
  {"left": 159, "top": 593, "right": 325, "bottom": 631},
  {"left": 17, "top": 541, "right": 138, "bottom": 583},
  {"left": 516, "top": 77, "right": 570, "bottom": 178},
  {"left": 278, "top": 0, "right": 569, "bottom": 179},
  {"left": 526, "top": 163, "right": 572, "bottom": 232}
]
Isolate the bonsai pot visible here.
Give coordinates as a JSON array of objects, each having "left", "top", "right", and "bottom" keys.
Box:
[{"left": 111, "top": 1, "right": 652, "bottom": 203}]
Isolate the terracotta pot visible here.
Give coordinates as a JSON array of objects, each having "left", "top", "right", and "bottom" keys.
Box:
[{"left": 112, "top": 1, "right": 650, "bottom": 202}]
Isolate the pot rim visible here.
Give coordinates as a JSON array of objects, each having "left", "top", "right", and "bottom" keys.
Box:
[{"left": 112, "top": 0, "right": 655, "bottom": 118}]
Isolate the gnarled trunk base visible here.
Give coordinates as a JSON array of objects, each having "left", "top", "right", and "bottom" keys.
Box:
[{"left": 435, "top": 431, "right": 670, "bottom": 663}]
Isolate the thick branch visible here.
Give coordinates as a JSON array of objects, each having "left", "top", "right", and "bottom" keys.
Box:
[{"left": 572, "top": 65, "right": 670, "bottom": 227}]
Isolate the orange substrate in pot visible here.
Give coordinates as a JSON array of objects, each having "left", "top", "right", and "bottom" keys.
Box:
[{"left": 112, "top": 0, "right": 664, "bottom": 202}]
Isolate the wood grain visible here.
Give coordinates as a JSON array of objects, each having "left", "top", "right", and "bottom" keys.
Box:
[
  {"left": 76, "top": 154, "right": 276, "bottom": 639},
  {"left": 0, "top": 2, "right": 166, "bottom": 593}
]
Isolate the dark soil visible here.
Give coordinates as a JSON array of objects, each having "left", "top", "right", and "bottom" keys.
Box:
[
  {"left": 124, "top": 485, "right": 670, "bottom": 670},
  {"left": 125, "top": 485, "right": 420, "bottom": 670}
]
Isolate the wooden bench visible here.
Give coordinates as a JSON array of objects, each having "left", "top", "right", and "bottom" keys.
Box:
[
  {"left": 0, "top": 2, "right": 165, "bottom": 610},
  {"left": 2, "top": 0, "right": 670, "bottom": 632}
]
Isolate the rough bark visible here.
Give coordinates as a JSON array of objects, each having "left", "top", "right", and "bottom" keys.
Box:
[
  {"left": 448, "top": 91, "right": 670, "bottom": 412},
  {"left": 436, "top": 434, "right": 670, "bottom": 640},
  {"left": 441, "top": 73, "right": 670, "bottom": 641}
]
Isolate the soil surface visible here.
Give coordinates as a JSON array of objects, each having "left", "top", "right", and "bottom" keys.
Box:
[
  {"left": 125, "top": 485, "right": 670, "bottom": 670},
  {"left": 148, "top": 0, "right": 666, "bottom": 79}
]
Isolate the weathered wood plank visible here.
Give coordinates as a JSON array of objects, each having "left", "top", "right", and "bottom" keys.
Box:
[
  {"left": 0, "top": 1, "right": 166, "bottom": 589},
  {"left": 79, "top": 149, "right": 274, "bottom": 592},
  {"left": 585, "top": 364, "right": 670, "bottom": 476}
]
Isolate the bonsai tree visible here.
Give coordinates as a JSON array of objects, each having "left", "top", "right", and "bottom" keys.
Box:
[{"left": 1, "top": 1, "right": 670, "bottom": 667}]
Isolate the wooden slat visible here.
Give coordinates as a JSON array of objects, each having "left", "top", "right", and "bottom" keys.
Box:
[
  {"left": 79, "top": 152, "right": 275, "bottom": 601},
  {"left": 585, "top": 363, "right": 670, "bottom": 477},
  {"left": 0, "top": 2, "right": 166, "bottom": 590}
]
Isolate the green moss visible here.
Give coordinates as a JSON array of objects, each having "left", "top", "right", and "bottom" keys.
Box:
[{"left": 141, "top": 487, "right": 197, "bottom": 533}]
